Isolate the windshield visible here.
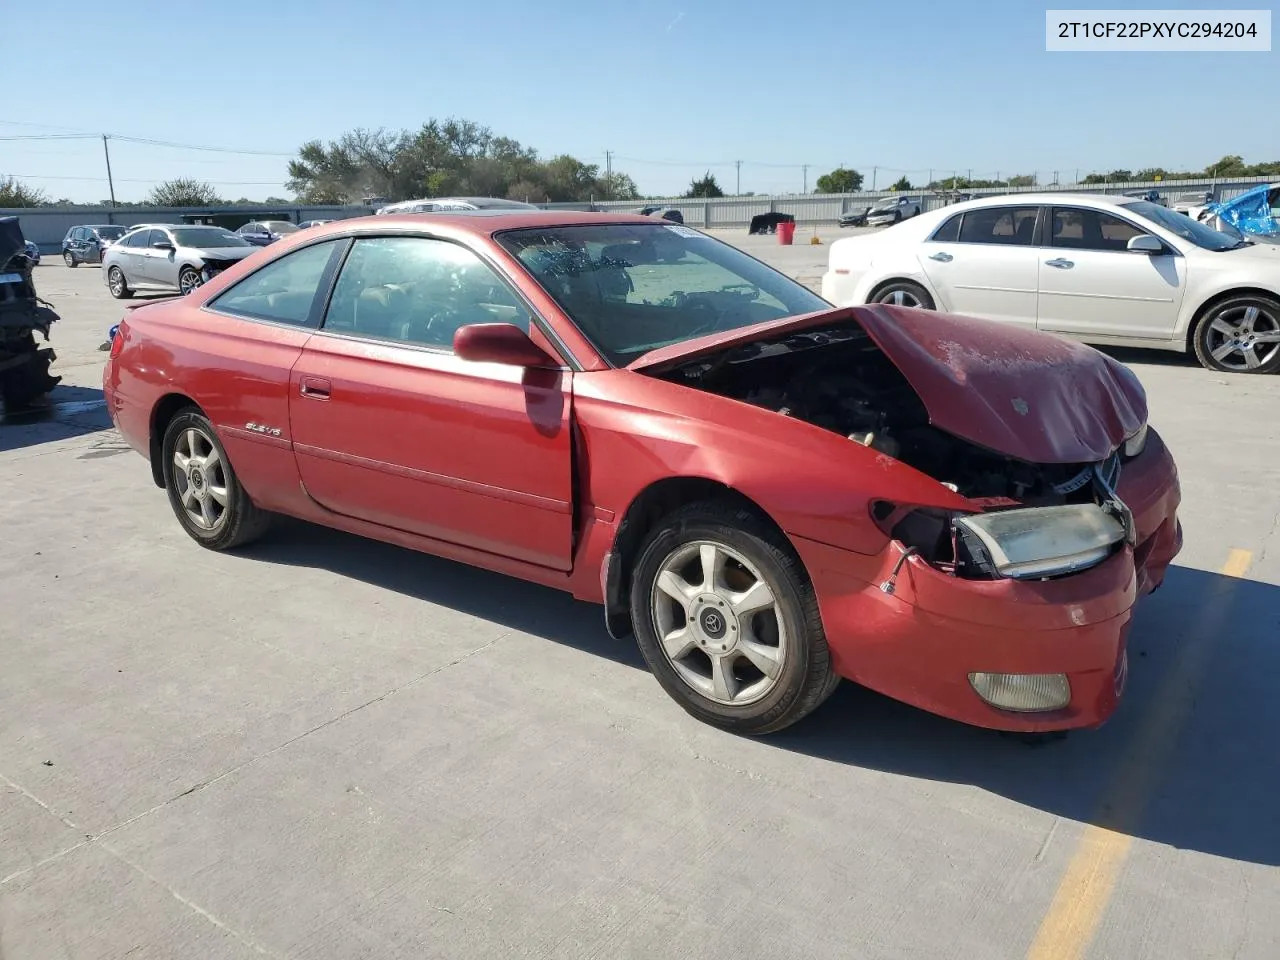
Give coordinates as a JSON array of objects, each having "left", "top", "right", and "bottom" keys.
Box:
[
  {"left": 1121, "top": 200, "right": 1248, "bottom": 251},
  {"left": 96, "top": 226, "right": 127, "bottom": 240},
  {"left": 261, "top": 221, "right": 299, "bottom": 234},
  {"left": 171, "top": 228, "right": 250, "bottom": 248},
  {"left": 496, "top": 223, "right": 829, "bottom": 365}
]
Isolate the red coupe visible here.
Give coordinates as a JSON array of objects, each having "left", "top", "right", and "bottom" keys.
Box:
[{"left": 103, "top": 211, "right": 1182, "bottom": 735}]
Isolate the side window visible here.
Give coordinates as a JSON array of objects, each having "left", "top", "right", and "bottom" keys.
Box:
[
  {"left": 321, "top": 236, "right": 530, "bottom": 350},
  {"left": 958, "top": 206, "right": 1039, "bottom": 245},
  {"left": 144, "top": 230, "right": 166, "bottom": 248},
  {"left": 1051, "top": 208, "right": 1144, "bottom": 252},
  {"left": 930, "top": 214, "right": 961, "bottom": 242},
  {"left": 124, "top": 231, "right": 147, "bottom": 248},
  {"left": 209, "top": 240, "right": 340, "bottom": 327}
]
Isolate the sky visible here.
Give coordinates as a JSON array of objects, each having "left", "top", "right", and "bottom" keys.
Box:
[{"left": 2, "top": 0, "right": 1275, "bottom": 203}]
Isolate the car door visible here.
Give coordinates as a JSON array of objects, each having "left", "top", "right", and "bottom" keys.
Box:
[
  {"left": 137, "top": 229, "right": 174, "bottom": 285},
  {"left": 288, "top": 233, "right": 575, "bottom": 571},
  {"left": 917, "top": 204, "right": 1041, "bottom": 327},
  {"left": 1035, "top": 205, "right": 1185, "bottom": 341},
  {"left": 114, "top": 230, "right": 150, "bottom": 284},
  {"left": 67, "top": 227, "right": 85, "bottom": 261},
  {"left": 198, "top": 238, "right": 347, "bottom": 503}
]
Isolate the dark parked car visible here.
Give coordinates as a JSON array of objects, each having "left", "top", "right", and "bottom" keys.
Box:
[
  {"left": 62, "top": 224, "right": 129, "bottom": 266},
  {"left": 102, "top": 211, "right": 1181, "bottom": 736},
  {"left": 236, "top": 220, "right": 300, "bottom": 246},
  {"left": 638, "top": 205, "right": 685, "bottom": 224}
]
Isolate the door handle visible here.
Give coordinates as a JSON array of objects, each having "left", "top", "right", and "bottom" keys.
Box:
[
  {"left": 928, "top": 252, "right": 953, "bottom": 262},
  {"left": 1045, "top": 258, "right": 1074, "bottom": 269},
  {"left": 299, "top": 376, "right": 331, "bottom": 400}
]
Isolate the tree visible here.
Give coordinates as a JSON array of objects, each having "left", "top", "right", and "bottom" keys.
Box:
[
  {"left": 147, "top": 178, "right": 223, "bottom": 206},
  {"left": 0, "top": 176, "right": 48, "bottom": 207},
  {"left": 683, "top": 171, "right": 724, "bottom": 198},
  {"left": 285, "top": 117, "right": 635, "bottom": 205},
  {"left": 890, "top": 175, "right": 912, "bottom": 191},
  {"left": 814, "top": 167, "right": 864, "bottom": 193}
]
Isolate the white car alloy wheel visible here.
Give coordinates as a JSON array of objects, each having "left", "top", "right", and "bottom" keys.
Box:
[{"left": 1194, "top": 295, "right": 1280, "bottom": 374}]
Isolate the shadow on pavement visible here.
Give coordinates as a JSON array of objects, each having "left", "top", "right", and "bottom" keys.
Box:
[
  {"left": 248, "top": 522, "right": 1279, "bottom": 868},
  {"left": 0, "top": 385, "right": 111, "bottom": 453}
]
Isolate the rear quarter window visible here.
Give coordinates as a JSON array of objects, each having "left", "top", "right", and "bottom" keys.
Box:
[{"left": 208, "top": 240, "right": 343, "bottom": 328}]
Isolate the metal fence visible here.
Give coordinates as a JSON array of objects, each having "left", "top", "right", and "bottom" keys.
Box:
[{"left": 4, "top": 175, "right": 1272, "bottom": 250}]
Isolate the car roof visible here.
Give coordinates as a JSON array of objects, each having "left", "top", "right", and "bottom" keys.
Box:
[
  {"left": 937, "top": 192, "right": 1140, "bottom": 213},
  {"left": 300, "top": 209, "right": 667, "bottom": 239}
]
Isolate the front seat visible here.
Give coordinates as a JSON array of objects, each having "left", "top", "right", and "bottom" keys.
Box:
[{"left": 354, "top": 286, "right": 406, "bottom": 340}]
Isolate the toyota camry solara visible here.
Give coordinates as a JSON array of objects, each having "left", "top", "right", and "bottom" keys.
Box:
[{"left": 103, "top": 211, "right": 1183, "bottom": 735}]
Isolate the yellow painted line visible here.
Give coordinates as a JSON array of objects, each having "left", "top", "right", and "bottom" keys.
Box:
[{"left": 1025, "top": 548, "right": 1254, "bottom": 960}]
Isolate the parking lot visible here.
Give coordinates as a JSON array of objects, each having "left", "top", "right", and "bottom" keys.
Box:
[{"left": 2, "top": 233, "right": 1279, "bottom": 959}]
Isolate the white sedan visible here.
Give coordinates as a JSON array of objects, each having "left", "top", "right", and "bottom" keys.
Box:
[{"left": 821, "top": 193, "right": 1280, "bottom": 373}]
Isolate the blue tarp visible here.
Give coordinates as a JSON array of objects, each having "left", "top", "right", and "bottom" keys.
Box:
[{"left": 1205, "top": 183, "right": 1280, "bottom": 237}]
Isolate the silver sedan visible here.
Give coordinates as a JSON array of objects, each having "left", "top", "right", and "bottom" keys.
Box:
[{"left": 103, "top": 225, "right": 259, "bottom": 299}]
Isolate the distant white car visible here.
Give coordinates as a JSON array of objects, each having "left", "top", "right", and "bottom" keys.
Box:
[
  {"left": 821, "top": 192, "right": 1280, "bottom": 373},
  {"left": 865, "top": 195, "right": 922, "bottom": 226}
]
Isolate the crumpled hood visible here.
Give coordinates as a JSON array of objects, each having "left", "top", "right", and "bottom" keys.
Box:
[
  {"left": 852, "top": 304, "right": 1146, "bottom": 463},
  {"left": 630, "top": 304, "right": 1147, "bottom": 465}
]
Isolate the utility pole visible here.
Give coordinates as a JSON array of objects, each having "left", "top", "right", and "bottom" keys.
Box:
[
  {"left": 604, "top": 150, "right": 613, "bottom": 200},
  {"left": 871, "top": 166, "right": 877, "bottom": 191},
  {"left": 735, "top": 159, "right": 742, "bottom": 196},
  {"left": 102, "top": 134, "right": 116, "bottom": 206},
  {"left": 802, "top": 164, "right": 808, "bottom": 194}
]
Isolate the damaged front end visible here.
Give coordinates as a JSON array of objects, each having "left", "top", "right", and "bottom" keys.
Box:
[
  {"left": 645, "top": 305, "right": 1151, "bottom": 588},
  {"left": 0, "top": 217, "right": 61, "bottom": 410}
]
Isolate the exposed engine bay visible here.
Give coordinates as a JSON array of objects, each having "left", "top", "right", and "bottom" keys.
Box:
[
  {"left": 657, "top": 323, "right": 1135, "bottom": 580},
  {"left": 659, "top": 324, "right": 1107, "bottom": 505}
]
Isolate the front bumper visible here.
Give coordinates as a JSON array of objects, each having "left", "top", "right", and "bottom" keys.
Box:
[{"left": 792, "top": 429, "right": 1182, "bottom": 732}]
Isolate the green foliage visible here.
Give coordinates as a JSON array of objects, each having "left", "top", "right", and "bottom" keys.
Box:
[
  {"left": 285, "top": 118, "right": 637, "bottom": 204},
  {"left": 683, "top": 171, "right": 725, "bottom": 198},
  {"left": 890, "top": 175, "right": 912, "bottom": 191},
  {"left": 814, "top": 167, "right": 864, "bottom": 193},
  {"left": 0, "top": 176, "right": 48, "bottom": 207},
  {"left": 146, "top": 178, "right": 223, "bottom": 207}
]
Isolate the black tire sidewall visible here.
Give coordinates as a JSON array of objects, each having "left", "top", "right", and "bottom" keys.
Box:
[
  {"left": 160, "top": 410, "right": 249, "bottom": 549},
  {"left": 1193, "top": 294, "right": 1280, "bottom": 374},
  {"left": 628, "top": 509, "right": 825, "bottom": 732}
]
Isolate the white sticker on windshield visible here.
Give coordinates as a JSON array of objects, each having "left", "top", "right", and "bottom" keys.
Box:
[{"left": 664, "top": 224, "right": 702, "bottom": 238}]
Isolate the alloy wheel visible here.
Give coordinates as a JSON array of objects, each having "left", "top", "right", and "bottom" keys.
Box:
[
  {"left": 179, "top": 270, "right": 202, "bottom": 296},
  {"left": 1204, "top": 303, "right": 1280, "bottom": 371},
  {"left": 878, "top": 288, "right": 923, "bottom": 308},
  {"left": 650, "top": 540, "right": 788, "bottom": 706},
  {"left": 172, "top": 427, "right": 229, "bottom": 531},
  {"left": 108, "top": 268, "right": 125, "bottom": 296}
]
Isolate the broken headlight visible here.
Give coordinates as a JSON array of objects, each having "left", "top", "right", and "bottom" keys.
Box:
[
  {"left": 953, "top": 504, "right": 1127, "bottom": 581},
  {"left": 1122, "top": 423, "right": 1148, "bottom": 459}
]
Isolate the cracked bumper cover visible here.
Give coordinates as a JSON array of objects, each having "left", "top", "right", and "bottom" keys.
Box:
[{"left": 792, "top": 428, "right": 1182, "bottom": 732}]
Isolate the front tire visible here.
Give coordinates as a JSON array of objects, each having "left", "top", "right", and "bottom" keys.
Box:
[
  {"left": 1191, "top": 294, "right": 1280, "bottom": 374},
  {"left": 629, "top": 500, "right": 837, "bottom": 735},
  {"left": 178, "top": 266, "right": 202, "bottom": 296},
  {"left": 107, "top": 266, "right": 133, "bottom": 299},
  {"left": 63, "top": 250, "right": 78, "bottom": 268},
  {"left": 160, "top": 409, "right": 272, "bottom": 550}
]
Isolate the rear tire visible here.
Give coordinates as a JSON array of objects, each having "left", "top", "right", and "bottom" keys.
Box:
[
  {"left": 628, "top": 500, "right": 837, "bottom": 735},
  {"left": 107, "top": 266, "right": 133, "bottom": 299},
  {"left": 871, "top": 279, "right": 935, "bottom": 310},
  {"left": 160, "top": 408, "right": 272, "bottom": 550}
]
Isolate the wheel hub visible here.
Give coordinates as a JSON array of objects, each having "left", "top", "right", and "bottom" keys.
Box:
[
  {"left": 693, "top": 594, "right": 738, "bottom": 654},
  {"left": 189, "top": 465, "right": 205, "bottom": 492}
]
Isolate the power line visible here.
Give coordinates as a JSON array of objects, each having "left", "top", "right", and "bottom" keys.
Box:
[{"left": 1, "top": 172, "right": 286, "bottom": 185}]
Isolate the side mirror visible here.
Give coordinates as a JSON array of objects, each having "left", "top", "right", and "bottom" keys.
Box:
[
  {"left": 453, "top": 323, "right": 558, "bottom": 368},
  {"left": 1127, "top": 235, "right": 1163, "bottom": 255},
  {"left": 151, "top": 240, "right": 174, "bottom": 250}
]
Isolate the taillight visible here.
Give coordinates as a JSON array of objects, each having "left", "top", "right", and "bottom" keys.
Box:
[{"left": 108, "top": 322, "right": 126, "bottom": 359}]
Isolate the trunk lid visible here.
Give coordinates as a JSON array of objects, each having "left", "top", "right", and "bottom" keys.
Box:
[{"left": 629, "top": 304, "right": 1147, "bottom": 464}]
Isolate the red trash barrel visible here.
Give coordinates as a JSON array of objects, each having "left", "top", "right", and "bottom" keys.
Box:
[{"left": 777, "top": 220, "right": 795, "bottom": 245}]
